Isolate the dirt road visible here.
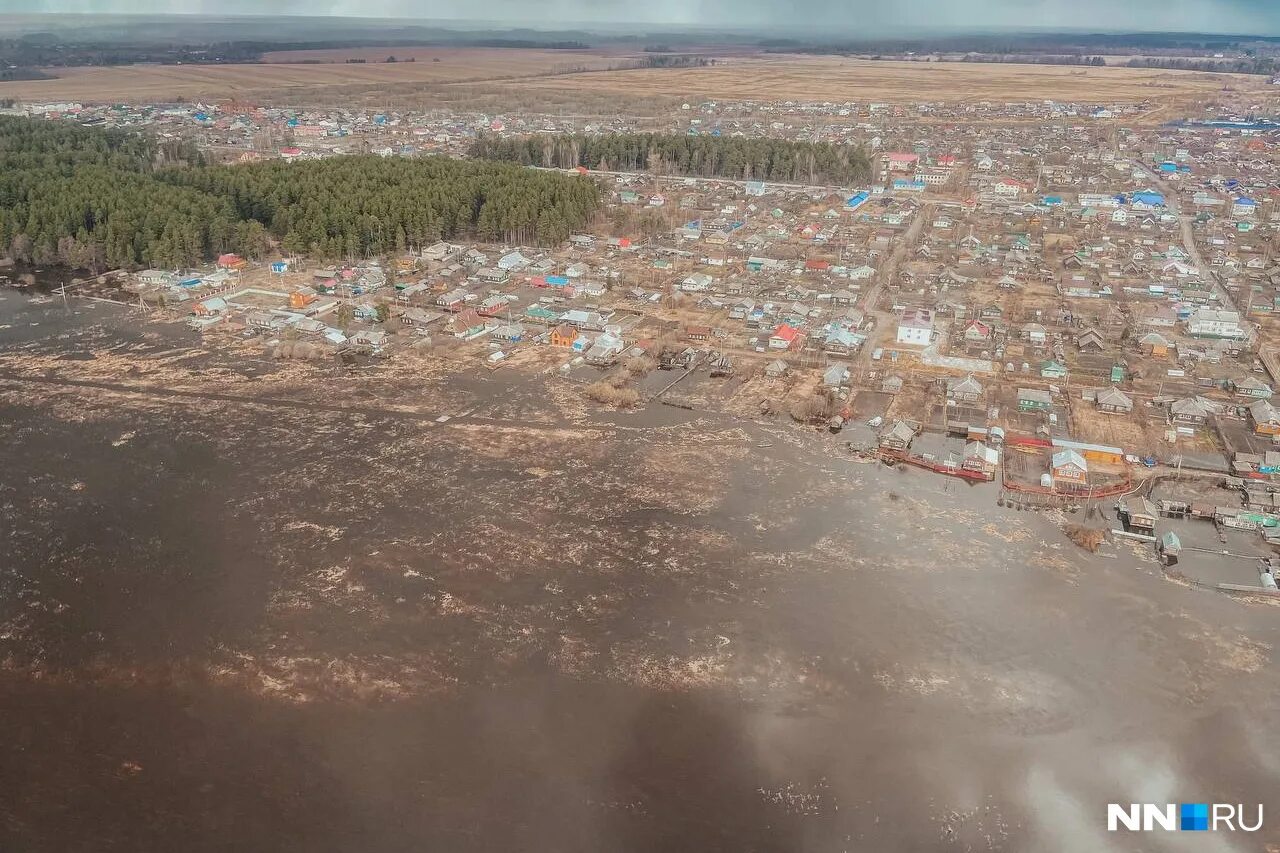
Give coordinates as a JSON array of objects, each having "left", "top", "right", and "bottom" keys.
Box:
[{"left": 856, "top": 202, "right": 933, "bottom": 366}]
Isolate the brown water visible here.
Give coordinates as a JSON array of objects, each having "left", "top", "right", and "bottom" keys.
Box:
[{"left": 0, "top": 289, "right": 1277, "bottom": 852}]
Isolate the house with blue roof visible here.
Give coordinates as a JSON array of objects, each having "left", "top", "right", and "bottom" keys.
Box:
[
  {"left": 846, "top": 191, "right": 869, "bottom": 210},
  {"left": 822, "top": 325, "right": 864, "bottom": 356},
  {"left": 1131, "top": 191, "right": 1166, "bottom": 209},
  {"left": 1233, "top": 197, "right": 1257, "bottom": 218}
]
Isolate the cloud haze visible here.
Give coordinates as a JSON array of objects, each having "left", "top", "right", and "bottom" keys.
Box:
[{"left": 6, "top": 0, "right": 1280, "bottom": 35}]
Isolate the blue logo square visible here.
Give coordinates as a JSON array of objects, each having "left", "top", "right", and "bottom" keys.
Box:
[{"left": 1181, "top": 803, "right": 1209, "bottom": 831}]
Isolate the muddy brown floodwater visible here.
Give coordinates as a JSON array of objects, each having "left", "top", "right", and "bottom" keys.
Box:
[{"left": 0, "top": 290, "right": 1278, "bottom": 852}]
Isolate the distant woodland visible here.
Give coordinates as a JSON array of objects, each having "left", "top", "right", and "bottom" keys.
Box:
[
  {"left": 470, "top": 133, "right": 873, "bottom": 186},
  {"left": 1124, "top": 57, "right": 1278, "bottom": 75},
  {"left": 0, "top": 117, "right": 599, "bottom": 270}
]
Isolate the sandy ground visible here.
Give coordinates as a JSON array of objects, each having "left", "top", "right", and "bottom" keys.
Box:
[{"left": 0, "top": 291, "right": 1278, "bottom": 851}]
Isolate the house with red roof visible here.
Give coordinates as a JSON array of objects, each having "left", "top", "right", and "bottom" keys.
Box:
[
  {"left": 768, "top": 323, "right": 805, "bottom": 351},
  {"left": 883, "top": 152, "right": 920, "bottom": 172}
]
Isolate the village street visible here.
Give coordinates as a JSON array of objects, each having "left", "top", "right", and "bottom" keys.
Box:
[{"left": 855, "top": 201, "right": 934, "bottom": 367}]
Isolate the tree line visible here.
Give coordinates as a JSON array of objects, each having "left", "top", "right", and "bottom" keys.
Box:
[
  {"left": 955, "top": 54, "right": 1108, "bottom": 67},
  {"left": 0, "top": 117, "right": 599, "bottom": 271},
  {"left": 470, "top": 132, "right": 872, "bottom": 186},
  {"left": 1125, "top": 56, "right": 1278, "bottom": 75}
]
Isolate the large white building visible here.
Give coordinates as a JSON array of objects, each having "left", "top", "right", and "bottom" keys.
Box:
[
  {"left": 1186, "top": 308, "right": 1247, "bottom": 340},
  {"left": 896, "top": 307, "right": 935, "bottom": 346},
  {"left": 913, "top": 170, "right": 950, "bottom": 186}
]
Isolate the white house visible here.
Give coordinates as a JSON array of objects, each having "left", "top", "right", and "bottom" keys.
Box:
[
  {"left": 680, "top": 272, "right": 715, "bottom": 292},
  {"left": 896, "top": 307, "right": 934, "bottom": 346}
]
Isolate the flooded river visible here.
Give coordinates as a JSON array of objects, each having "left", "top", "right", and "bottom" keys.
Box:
[{"left": 0, "top": 289, "right": 1277, "bottom": 851}]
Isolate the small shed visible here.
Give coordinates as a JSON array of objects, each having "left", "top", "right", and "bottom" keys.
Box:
[{"left": 1158, "top": 531, "right": 1181, "bottom": 566}]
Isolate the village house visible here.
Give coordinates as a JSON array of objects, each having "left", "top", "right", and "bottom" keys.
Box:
[
  {"left": 680, "top": 272, "right": 715, "bottom": 292},
  {"left": 1040, "top": 360, "right": 1068, "bottom": 380},
  {"left": 192, "top": 296, "right": 228, "bottom": 317},
  {"left": 1248, "top": 399, "right": 1280, "bottom": 436},
  {"left": 348, "top": 330, "right": 387, "bottom": 354},
  {"left": 896, "top": 307, "right": 934, "bottom": 346},
  {"left": 476, "top": 267, "right": 509, "bottom": 285},
  {"left": 962, "top": 441, "right": 1000, "bottom": 477},
  {"left": 1235, "top": 376, "right": 1273, "bottom": 399},
  {"left": 1095, "top": 386, "right": 1134, "bottom": 414},
  {"left": 1185, "top": 307, "right": 1247, "bottom": 340},
  {"left": 488, "top": 322, "right": 524, "bottom": 343},
  {"left": 399, "top": 307, "right": 442, "bottom": 329},
  {"left": 991, "top": 178, "right": 1027, "bottom": 197},
  {"left": 396, "top": 281, "right": 432, "bottom": 304},
  {"left": 1076, "top": 329, "right": 1105, "bottom": 353},
  {"left": 497, "top": 251, "right": 529, "bottom": 271},
  {"left": 1170, "top": 396, "right": 1221, "bottom": 425},
  {"left": 477, "top": 294, "right": 509, "bottom": 316},
  {"left": 138, "top": 269, "right": 178, "bottom": 288},
  {"left": 878, "top": 420, "right": 916, "bottom": 451},
  {"left": 292, "top": 318, "right": 327, "bottom": 337},
  {"left": 447, "top": 308, "right": 486, "bottom": 338},
  {"left": 1139, "top": 304, "right": 1178, "bottom": 328},
  {"left": 585, "top": 333, "right": 625, "bottom": 365},
  {"left": 561, "top": 309, "right": 611, "bottom": 331},
  {"left": 1119, "top": 496, "right": 1158, "bottom": 534},
  {"left": 1051, "top": 448, "right": 1089, "bottom": 486},
  {"left": 823, "top": 363, "right": 851, "bottom": 389},
  {"left": 435, "top": 287, "right": 470, "bottom": 311},
  {"left": 946, "top": 374, "right": 984, "bottom": 404},
  {"left": 421, "top": 241, "right": 465, "bottom": 266},
  {"left": 549, "top": 324, "right": 577, "bottom": 348},
  {"left": 961, "top": 319, "right": 993, "bottom": 346},
  {"left": 1018, "top": 388, "right": 1052, "bottom": 412},
  {"left": 1139, "top": 332, "right": 1171, "bottom": 357},
  {"left": 823, "top": 326, "right": 862, "bottom": 356},
  {"left": 769, "top": 324, "right": 805, "bottom": 351},
  {"left": 246, "top": 311, "right": 285, "bottom": 332},
  {"left": 289, "top": 286, "right": 318, "bottom": 310}
]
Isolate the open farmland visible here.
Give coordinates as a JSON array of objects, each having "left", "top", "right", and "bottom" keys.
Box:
[
  {"left": 511, "top": 55, "right": 1258, "bottom": 108},
  {"left": 0, "top": 51, "right": 1259, "bottom": 111},
  {"left": 259, "top": 45, "right": 629, "bottom": 64},
  {"left": 0, "top": 47, "right": 623, "bottom": 104}
]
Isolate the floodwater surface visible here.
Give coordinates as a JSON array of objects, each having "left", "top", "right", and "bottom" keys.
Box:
[{"left": 0, "top": 291, "right": 1277, "bottom": 852}]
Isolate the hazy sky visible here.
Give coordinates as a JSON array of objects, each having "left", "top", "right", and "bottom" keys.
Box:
[{"left": 8, "top": 0, "right": 1280, "bottom": 34}]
